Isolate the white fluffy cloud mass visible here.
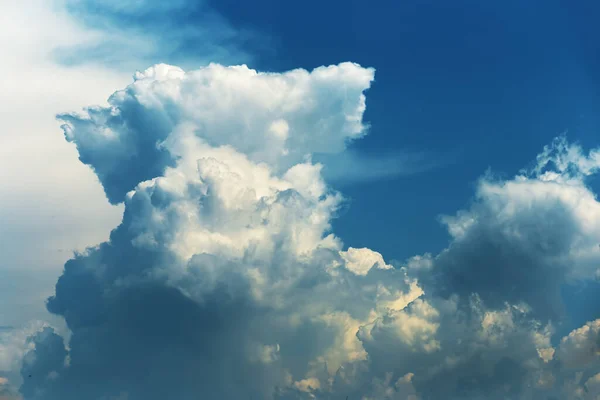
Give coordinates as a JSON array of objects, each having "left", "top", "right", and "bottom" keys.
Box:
[{"left": 10, "top": 62, "right": 600, "bottom": 399}]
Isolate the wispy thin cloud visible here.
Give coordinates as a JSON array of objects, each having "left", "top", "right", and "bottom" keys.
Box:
[
  {"left": 52, "top": 0, "right": 262, "bottom": 71},
  {"left": 314, "top": 147, "right": 455, "bottom": 185}
]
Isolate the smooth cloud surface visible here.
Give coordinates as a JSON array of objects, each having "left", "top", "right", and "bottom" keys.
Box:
[{"left": 14, "top": 63, "right": 600, "bottom": 399}]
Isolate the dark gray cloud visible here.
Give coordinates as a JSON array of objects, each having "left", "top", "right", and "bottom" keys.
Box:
[{"left": 20, "top": 328, "right": 67, "bottom": 400}]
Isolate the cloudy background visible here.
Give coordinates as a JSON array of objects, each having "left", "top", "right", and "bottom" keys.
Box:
[{"left": 1, "top": 0, "right": 600, "bottom": 399}]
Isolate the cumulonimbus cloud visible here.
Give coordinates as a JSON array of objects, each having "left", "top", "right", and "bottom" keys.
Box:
[{"left": 15, "top": 63, "right": 600, "bottom": 400}]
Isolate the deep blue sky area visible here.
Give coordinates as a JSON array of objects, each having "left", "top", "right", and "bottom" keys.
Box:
[{"left": 206, "top": 0, "right": 600, "bottom": 262}]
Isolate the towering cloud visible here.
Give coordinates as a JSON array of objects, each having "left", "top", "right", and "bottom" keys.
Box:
[{"left": 16, "top": 63, "right": 600, "bottom": 399}]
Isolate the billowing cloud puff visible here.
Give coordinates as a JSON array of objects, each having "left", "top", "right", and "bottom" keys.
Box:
[
  {"left": 412, "top": 137, "right": 600, "bottom": 322},
  {"left": 1, "top": 323, "right": 50, "bottom": 380},
  {"left": 19, "top": 63, "right": 600, "bottom": 399},
  {"left": 58, "top": 62, "right": 374, "bottom": 204},
  {"left": 557, "top": 319, "right": 600, "bottom": 370}
]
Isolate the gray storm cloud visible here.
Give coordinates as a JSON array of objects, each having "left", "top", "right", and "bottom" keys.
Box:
[{"left": 12, "top": 63, "right": 600, "bottom": 399}]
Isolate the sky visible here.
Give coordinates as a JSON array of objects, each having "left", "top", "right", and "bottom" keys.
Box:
[{"left": 1, "top": 0, "right": 600, "bottom": 399}]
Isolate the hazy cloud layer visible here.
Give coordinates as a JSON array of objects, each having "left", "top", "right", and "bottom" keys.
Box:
[
  {"left": 10, "top": 63, "right": 600, "bottom": 400},
  {"left": 0, "top": 0, "right": 131, "bottom": 275},
  {"left": 54, "top": 0, "right": 258, "bottom": 71}
]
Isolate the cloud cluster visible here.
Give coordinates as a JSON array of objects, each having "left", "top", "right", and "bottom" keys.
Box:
[
  {"left": 16, "top": 62, "right": 600, "bottom": 399},
  {"left": 412, "top": 137, "right": 600, "bottom": 323}
]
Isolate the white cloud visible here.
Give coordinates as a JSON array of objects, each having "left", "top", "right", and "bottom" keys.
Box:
[
  {"left": 13, "top": 57, "right": 600, "bottom": 399},
  {"left": 21, "top": 61, "right": 439, "bottom": 399},
  {"left": 557, "top": 319, "right": 600, "bottom": 370},
  {"left": 409, "top": 137, "right": 600, "bottom": 323},
  {"left": 4, "top": 5, "right": 600, "bottom": 394},
  {"left": 315, "top": 147, "right": 447, "bottom": 185},
  {"left": 58, "top": 62, "right": 375, "bottom": 204},
  {"left": 339, "top": 247, "right": 393, "bottom": 276}
]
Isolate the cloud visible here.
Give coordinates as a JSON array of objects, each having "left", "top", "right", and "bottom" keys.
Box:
[
  {"left": 16, "top": 61, "right": 600, "bottom": 400},
  {"left": 557, "top": 319, "right": 600, "bottom": 370},
  {"left": 0, "top": 322, "right": 55, "bottom": 398},
  {"left": 20, "top": 328, "right": 68, "bottom": 400},
  {"left": 313, "top": 147, "right": 447, "bottom": 186},
  {"left": 53, "top": 0, "right": 258, "bottom": 71},
  {"left": 57, "top": 62, "right": 375, "bottom": 204},
  {"left": 409, "top": 136, "right": 600, "bottom": 323},
  {"left": 25, "top": 62, "right": 416, "bottom": 399}
]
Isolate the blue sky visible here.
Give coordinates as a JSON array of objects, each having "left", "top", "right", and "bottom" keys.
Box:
[{"left": 1, "top": 1, "right": 600, "bottom": 399}]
